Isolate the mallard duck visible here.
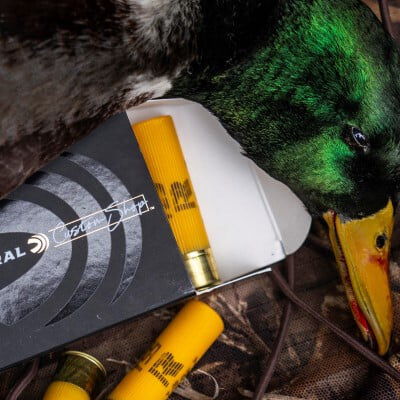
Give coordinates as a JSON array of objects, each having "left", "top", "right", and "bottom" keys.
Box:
[{"left": 0, "top": 0, "right": 398, "bottom": 355}]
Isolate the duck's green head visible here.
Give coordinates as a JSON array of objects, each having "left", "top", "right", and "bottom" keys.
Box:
[
  {"left": 175, "top": 0, "right": 400, "bottom": 355},
  {"left": 191, "top": 0, "right": 400, "bottom": 219},
  {"left": 250, "top": 1, "right": 400, "bottom": 220}
]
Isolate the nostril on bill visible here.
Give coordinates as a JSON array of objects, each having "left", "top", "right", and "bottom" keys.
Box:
[{"left": 376, "top": 234, "right": 387, "bottom": 249}]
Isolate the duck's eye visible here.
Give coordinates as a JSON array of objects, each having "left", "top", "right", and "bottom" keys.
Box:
[
  {"left": 352, "top": 128, "right": 369, "bottom": 148},
  {"left": 376, "top": 234, "right": 387, "bottom": 249},
  {"left": 345, "top": 126, "right": 370, "bottom": 153}
]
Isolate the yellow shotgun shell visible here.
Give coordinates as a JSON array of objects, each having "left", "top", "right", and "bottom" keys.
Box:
[
  {"left": 43, "top": 382, "right": 90, "bottom": 400},
  {"left": 43, "top": 351, "right": 106, "bottom": 400},
  {"left": 108, "top": 300, "right": 224, "bottom": 400},
  {"left": 133, "top": 115, "right": 220, "bottom": 289}
]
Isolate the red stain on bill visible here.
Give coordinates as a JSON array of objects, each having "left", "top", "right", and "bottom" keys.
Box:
[
  {"left": 369, "top": 255, "right": 389, "bottom": 272},
  {"left": 350, "top": 300, "right": 370, "bottom": 332}
]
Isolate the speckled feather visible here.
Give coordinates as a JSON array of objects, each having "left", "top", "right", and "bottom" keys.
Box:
[{"left": 0, "top": 0, "right": 200, "bottom": 195}]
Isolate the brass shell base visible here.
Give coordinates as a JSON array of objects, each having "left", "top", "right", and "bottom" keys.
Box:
[{"left": 184, "top": 249, "right": 220, "bottom": 290}]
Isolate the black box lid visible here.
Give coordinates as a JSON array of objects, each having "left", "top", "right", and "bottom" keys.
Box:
[{"left": 0, "top": 113, "right": 194, "bottom": 370}]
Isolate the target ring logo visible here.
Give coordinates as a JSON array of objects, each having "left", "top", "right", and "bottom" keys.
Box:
[{"left": 27, "top": 234, "right": 50, "bottom": 254}]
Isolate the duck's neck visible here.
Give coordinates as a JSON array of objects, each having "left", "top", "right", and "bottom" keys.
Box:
[
  {"left": 169, "top": 0, "right": 310, "bottom": 154},
  {"left": 193, "top": 0, "right": 283, "bottom": 74}
]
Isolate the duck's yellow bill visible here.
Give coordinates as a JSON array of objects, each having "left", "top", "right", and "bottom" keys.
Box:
[{"left": 323, "top": 200, "right": 394, "bottom": 355}]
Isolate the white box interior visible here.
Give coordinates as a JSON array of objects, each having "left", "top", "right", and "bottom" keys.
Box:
[{"left": 127, "top": 99, "right": 311, "bottom": 284}]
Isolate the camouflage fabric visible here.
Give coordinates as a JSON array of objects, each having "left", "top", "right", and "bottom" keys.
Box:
[{"left": 2, "top": 1, "right": 400, "bottom": 399}]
